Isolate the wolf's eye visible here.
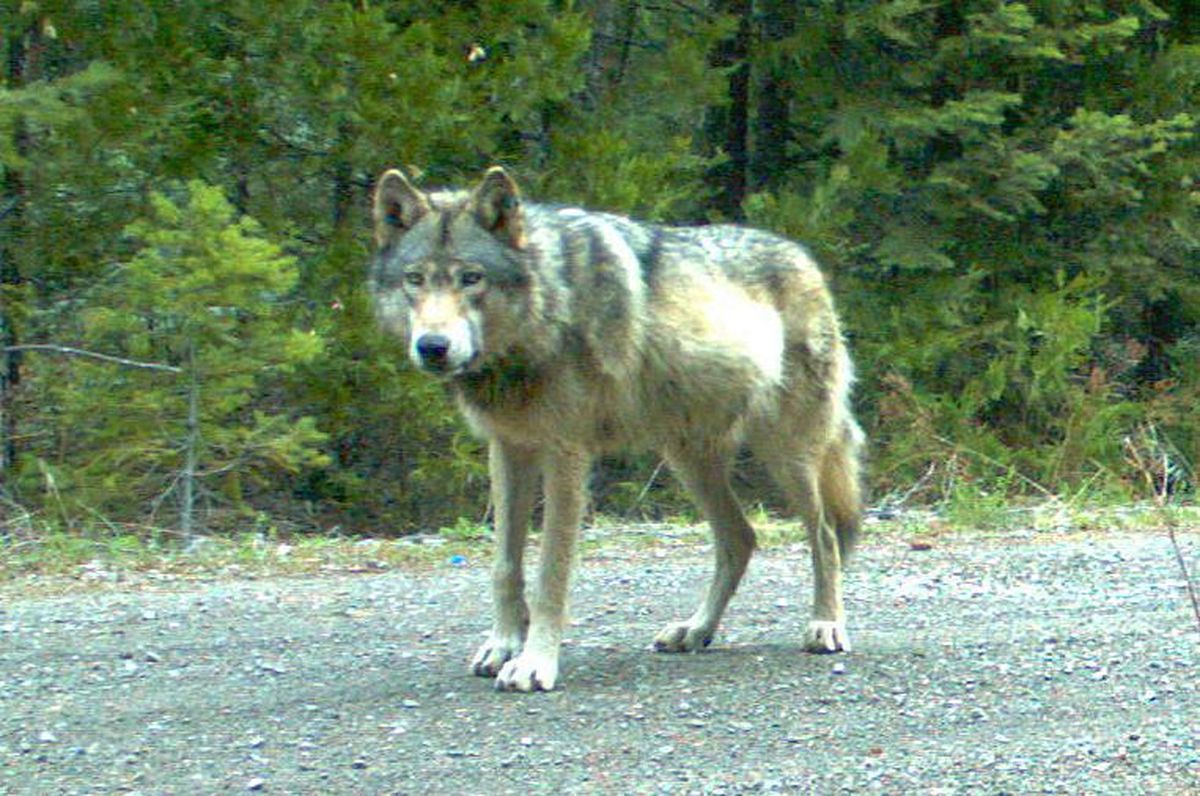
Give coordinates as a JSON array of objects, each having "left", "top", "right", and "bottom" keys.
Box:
[
  {"left": 403, "top": 271, "right": 425, "bottom": 288},
  {"left": 460, "top": 271, "right": 486, "bottom": 287}
]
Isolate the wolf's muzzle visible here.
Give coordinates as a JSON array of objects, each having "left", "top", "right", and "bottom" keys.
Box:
[{"left": 415, "top": 333, "right": 453, "bottom": 371}]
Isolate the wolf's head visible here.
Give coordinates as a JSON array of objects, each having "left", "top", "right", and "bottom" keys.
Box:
[{"left": 370, "top": 166, "right": 532, "bottom": 377}]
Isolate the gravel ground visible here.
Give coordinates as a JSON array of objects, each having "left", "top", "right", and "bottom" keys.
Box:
[{"left": 1, "top": 527, "right": 1197, "bottom": 795}]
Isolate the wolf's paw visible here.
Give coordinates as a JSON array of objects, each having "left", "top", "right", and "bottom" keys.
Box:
[
  {"left": 653, "top": 621, "right": 715, "bottom": 653},
  {"left": 494, "top": 649, "right": 559, "bottom": 692},
  {"left": 470, "top": 634, "right": 523, "bottom": 677},
  {"left": 803, "top": 620, "right": 851, "bottom": 653}
]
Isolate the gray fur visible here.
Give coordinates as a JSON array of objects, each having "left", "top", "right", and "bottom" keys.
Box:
[{"left": 372, "top": 167, "right": 865, "bottom": 691}]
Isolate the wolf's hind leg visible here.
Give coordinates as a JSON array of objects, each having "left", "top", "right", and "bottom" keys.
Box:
[
  {"left": 471, "top": 440, "right": 539, "bottom": 677},
  {"left": 654, "top": 444, "right": 756, "bottom": 653},
  {"left": 765, "top": 453, "right": 851, "bottom": 653}
]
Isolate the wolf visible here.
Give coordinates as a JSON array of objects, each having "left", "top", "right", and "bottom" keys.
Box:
[{"left": 370, "top": 166, "right": 864, "bottom": 692}]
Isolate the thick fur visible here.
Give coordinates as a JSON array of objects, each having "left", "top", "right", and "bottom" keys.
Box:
[{"left": 371, "top": 167, "right": 865, "bottom": 691}]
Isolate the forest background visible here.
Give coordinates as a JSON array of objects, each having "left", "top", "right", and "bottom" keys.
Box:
[{"left": 1, "top": 0, "right": 1196, "bottom": 542}]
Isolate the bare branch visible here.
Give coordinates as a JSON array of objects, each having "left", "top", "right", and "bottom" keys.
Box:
[
  {"left": 932, "top": 434, "right": 1054, "bottom": 497},
  {"left": 4, "top": 344, "right": 181, "bottom": 373},
  {"left": 1124, "top": 430, "right": 1200, "bottom": 637},
  {"left": 1167, "top": 520, "right": 1200, "bottom": 637}
]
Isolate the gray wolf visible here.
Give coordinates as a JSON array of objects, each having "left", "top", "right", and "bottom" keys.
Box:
[{"left": 370, "top": 166, "right": 864, "bottom": 692}]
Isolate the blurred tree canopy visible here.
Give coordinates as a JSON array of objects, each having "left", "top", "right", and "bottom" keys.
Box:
[{"left": 1, "top": 0, "right": 1196, "bottom": 534}]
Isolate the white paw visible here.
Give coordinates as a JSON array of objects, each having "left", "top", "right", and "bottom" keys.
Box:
[
  {"left": 804, "top": 619, "right": 851, "bottom": 653},
  {"left": 470, "top": 633, "right": 523, "bottom": 677},
  {"left": 653, "top": 621, "right": 715, "bottom": 653},
  {"left": 495, "top": 649, "right": 559, "bottom": 692}
]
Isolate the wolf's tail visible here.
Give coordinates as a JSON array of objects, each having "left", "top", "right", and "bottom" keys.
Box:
[{"left": 821, "top": 418, "right": 865, "bottom": 562}]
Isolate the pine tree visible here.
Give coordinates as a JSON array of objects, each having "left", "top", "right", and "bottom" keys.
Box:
[
  {"left": 743, "top": 0, "right": 1198, "bottom": 494},
  {"left": 1, "top": 7, "right": 120, "bottom": 495},
  {"left": 50, "top": 182, "right": 327, "bottom": 534}
]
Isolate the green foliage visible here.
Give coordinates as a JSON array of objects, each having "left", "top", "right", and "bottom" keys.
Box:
[
  {"left": 23, "top": 182, "right": 328, "bottom": 529},
  {"left": 2, "top": 0, "right": 1197, "bottom": 541},
  {"left": 942, "top": 471, "right": 1019, "bottom": 532},
  {"left": 438, "top": 517, "right": 490, "bottom": 542},
  {"left": 0, "top": 61, "right": 121, "bottom": 168},
  {"left": 745, "top": 0, "right": 1199, "bottom": 503},
  {"left": 534, "top": 4, "right": 735, "bottom": 218}
]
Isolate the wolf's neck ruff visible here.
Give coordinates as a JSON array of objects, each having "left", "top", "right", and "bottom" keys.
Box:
[{"left": 455, "top": 352, "right": 545, "bottom": 412}]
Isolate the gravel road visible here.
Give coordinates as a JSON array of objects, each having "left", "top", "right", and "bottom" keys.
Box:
[{"left": 2, "top": 527, "right": 1197, "bottom": 795}]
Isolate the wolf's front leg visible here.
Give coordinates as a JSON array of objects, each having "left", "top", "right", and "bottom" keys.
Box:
[
  {"left": 472, "top": 441, "right": 539, "bottom": 677},
  {"left": 495, "top": 447, "right": 589, "bottom": 692}
]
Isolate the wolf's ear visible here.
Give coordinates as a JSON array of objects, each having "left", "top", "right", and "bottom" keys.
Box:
[
  {"left": 373, "top": 169, "right": 429, "bottom": 246},
  {"left": 471, "top": 166, "right": 525, "bottom": 249}
]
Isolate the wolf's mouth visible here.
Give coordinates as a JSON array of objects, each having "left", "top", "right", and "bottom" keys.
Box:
[{"left": 417, "top": 351, "right": 482, "bottom": 379}]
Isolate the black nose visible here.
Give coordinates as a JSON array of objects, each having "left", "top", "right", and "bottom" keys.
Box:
[{"left": 415, "top": 334, "right": 452, "bottom": 366}]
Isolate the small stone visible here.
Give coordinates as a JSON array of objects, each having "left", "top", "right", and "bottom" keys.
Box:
[{"left": 246, "top": 777, "right": 266, "bottom": 791}]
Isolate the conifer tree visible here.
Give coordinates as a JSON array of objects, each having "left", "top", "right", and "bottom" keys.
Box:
[
  {"left": 743, "top": 0, "right": 1198, "bottom": 492},
  {"left": 54, "top": 182, "right": 327, "bottom": 534}
]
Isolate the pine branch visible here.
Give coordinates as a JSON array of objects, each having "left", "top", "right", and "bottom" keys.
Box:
[{"left": 4, "top": 344, "right": 181, "bottom": 373}]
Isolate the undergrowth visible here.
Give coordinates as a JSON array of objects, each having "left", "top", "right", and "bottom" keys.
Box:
[
  {"left": 3, "top": 492, "right": 1195, "bottom": 594},
  {"left": 3, "top": 423, "right": 1195, "bottom": 595}
]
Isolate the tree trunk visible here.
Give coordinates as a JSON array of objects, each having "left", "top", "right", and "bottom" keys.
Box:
[
  {"left": 0, "top": 18, "right": 37, "bottom": 492},
  {"left": 703, "top": 0, "right": 752, "bottom": 221},
  {"left": 751, "top": 0, "right": 796, "bottom": 190},
  {"left": 180, "top": 339, "right": 201, "bottom": 539},
  {"left": 331, "top": 121, "right": 355, "bottom": 229}
]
